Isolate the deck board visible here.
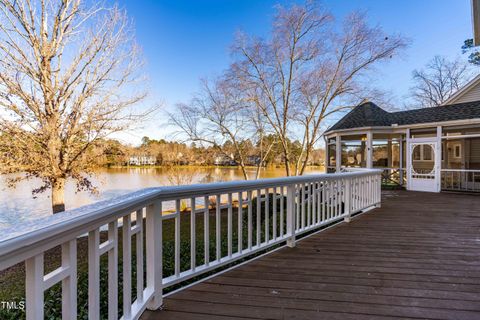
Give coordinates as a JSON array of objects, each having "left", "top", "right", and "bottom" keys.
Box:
[{"left": 141, "top": 190, "right": 480, "bottom": 320}]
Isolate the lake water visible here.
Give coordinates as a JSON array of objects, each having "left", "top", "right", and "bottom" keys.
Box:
[{"left": 0, "top": 166, "right": 324, "bottom": 229}]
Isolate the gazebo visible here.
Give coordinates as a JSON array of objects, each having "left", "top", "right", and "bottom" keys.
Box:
[{"left": 324, "top": 77, "right": 480, "bottom": 193}]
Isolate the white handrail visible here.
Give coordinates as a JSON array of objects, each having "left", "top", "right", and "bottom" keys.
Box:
[
  {"left": 441, "top": 169, "right": 480, "bottom": 192},
  {"left": 0, "top": 169, "right": 382, "bottom": 320},
  {"left": 441, "top": 169, "right": 480, "bottom": 172}
]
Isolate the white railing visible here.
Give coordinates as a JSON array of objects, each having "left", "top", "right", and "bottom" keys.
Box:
[
  {"left": 0, "top": 169, "right": 382, "bottom": 320},
  {"left": 441, "top": 169, "right": 480, "bottom": 192}
]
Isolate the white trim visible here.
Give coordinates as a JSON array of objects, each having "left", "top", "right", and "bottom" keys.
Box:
[{"left": 443, "top": 133, "right": 480, "bottom": 139}]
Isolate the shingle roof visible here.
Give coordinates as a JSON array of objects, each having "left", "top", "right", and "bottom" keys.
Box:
[{"left": 326, "top": 101, "right": 480, "bottom": 132}]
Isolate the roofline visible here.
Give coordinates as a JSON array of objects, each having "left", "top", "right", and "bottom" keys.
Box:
[
  {"left": 324, "top": 117, "right": 480, "bottom": 137},
  {"left": 441, "top": 74, "right": 480, "bottom": 105}
]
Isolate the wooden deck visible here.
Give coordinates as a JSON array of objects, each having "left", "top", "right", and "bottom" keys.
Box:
[{"left": 142, "top": 190, "right": 480, "bottom": 320}]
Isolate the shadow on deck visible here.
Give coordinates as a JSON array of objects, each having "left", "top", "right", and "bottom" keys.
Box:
[{"left": 142, "top": 190, "right": 480, "bottom": 320}]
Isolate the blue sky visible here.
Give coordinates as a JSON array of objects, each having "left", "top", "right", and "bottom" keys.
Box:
[{"left": 116, "top": 0, "right": 473, "bottom": 144}]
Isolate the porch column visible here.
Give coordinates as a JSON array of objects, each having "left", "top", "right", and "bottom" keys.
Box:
[
  {"left": 366, "top": 131, "right": 373, "bottom": 169},
  {"left": 387, "top": 139, "right": 392, "bottom": 177},
  {"left": 436, "top": 126, "right": 442, "bottom": 192},
  {"left": 387, "top": 139, "right": 392, "bottom": 168},
  {"left": 406, "top": 128, "right": 410, "bottom": 190},
  {"left": 335, "top": 135, "right": 341, "bottom": 172},
  {"left": 399, "top": 137, "right": 404, "bottom": 186},
  {"left": 323, "top": 135, "right": 329, "bottom": 173}
]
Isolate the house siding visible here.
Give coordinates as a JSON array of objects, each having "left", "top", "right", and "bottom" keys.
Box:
[
  {"left": 449, "top": 82, "right": 480, "bottom": 104},
  {"left": 470, "top": 138, "right": 480, "bottom": 166}
]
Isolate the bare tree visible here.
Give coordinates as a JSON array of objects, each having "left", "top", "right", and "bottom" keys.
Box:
[
  {"left": 0, "top": 0, "right": 149, "bottom": 213},
  {"left": 231, "top": 2, "right": 407, "bottom": 176},
  {"left": 410, "top": 56, "right": 472, "bottom": 108},
  {"left": 170, "top": 77, "right": 275, "bottom": 180}
]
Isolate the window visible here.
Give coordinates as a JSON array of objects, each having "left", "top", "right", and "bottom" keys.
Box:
[
  {"left": 454, "top": 144, "right": 461, "bottom": 159},
  {"left": 423, "top": 145, "right": 432, "bottom": 160},
  {"left": 412, "top": 144, "right": 434, "bottom": 161},
  {"left": 327, "top": 144, "right": 336, "bottom": 167},
  {"left": 413, "top": 145, "right": 421, "bottom": 160},
  {"left": 412, "top": 144, "right": 434, "bottom": 174}
]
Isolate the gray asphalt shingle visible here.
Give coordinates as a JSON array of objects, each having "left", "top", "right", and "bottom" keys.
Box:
[{"left": 326, "top": 101, "right": 480, "bottom": 132}]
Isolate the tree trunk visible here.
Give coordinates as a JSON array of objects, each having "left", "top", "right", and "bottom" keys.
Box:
[
  {"left": 52, "top": 178, "right": 66, "bottom": 213},
  {"left": 299, "top": 144, "right": 312, "bottom": 176},
  {"left": 239, "top": 161, "right": 249, "bottom": 180},
  {"left": 283, "top": 152, "right": 291, "bottom": 176}
]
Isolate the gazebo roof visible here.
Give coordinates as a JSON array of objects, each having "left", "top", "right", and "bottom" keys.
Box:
[{"left": 326, "top": 101, "right": 480, "bottom": 132}]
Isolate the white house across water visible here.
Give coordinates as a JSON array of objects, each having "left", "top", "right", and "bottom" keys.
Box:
[{"left": 324, "top": 75, "right": 480, "bottom": 193}]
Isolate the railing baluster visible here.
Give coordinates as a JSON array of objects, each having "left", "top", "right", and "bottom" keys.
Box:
[
  {"left": 107, "top": 221, "right": 118, "bottom": 320},
  {"left": 238, "top": 192, "right": 243, "bottom": 254},
  {"left": 280, "top": 186, "right": 284, "bottom": 237},
  {"left": 191, "top": 197, "right": 196, "bottom": 272},
  {"left": 312, "top": 183, "right": 316, "bottom": 225},
  {"left": 175, "top": 200, "right": 181, "bottom": 276},
  {"left": 301, "top": 185, "right": 305, "bottom": 229},
  {"left": 247, "top": 190, "right": 253, "bottom": 250},
  {"left": 216, "top": 195, "right": 221, "bottom": 261},
  {"left": 315, "top": 183, "right": 320, "bottom": 223},
  {"left": 296, "top": 185, "right": 300, "bottom": 230},
  {"left": 357, "top": 177, "right": 360, "bottom": 210},
  {"left": 273, "top": 187, "right": 277, "bottom": 240},
  {"left": 327, "top": 181, "right": 331, "bottom": 220},
  {"left": 256, "top": 189, "right": 261, "bottom": 246},
  {"left": 362, "top": 177, "right": 366, "bottom": 209},
  {"left": 227, "top": 193, "right": 233, "bottom": 257},
  {"left": 265, "top": 187, "right": 269, "bottom": 243},
  {"left": 204, "top": 196, "right": 210, "bottom": 266},
  {"left": 122, "top": 215, "right": 132, "bottom": 319},
  {"left": 286, "top": 184, "right": 296, "bottom": 248},
  {"left": 334, "top": 180, "right": 338, "bottom": 217},
  {"left": 307, "top": 183, "right": 311, "bottom": 227},
  {"left": 136, "top": 209, "right": 144, "bottom": 304},
  {"left": 322, "top": 181, "right": 326, "bottom": 222}
]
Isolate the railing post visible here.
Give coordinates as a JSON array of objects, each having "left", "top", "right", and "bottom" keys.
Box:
[
  {"left": 376, "top": 173, "right": 382, "bottom": 208},
  {"left": 146, "top": 201, "right": 163, "bottom": 310},
  {"left": 88, "top": 229, "right": 100, "bottom": 320},
  {"left": 286, "top": 184, "right": 296, "bottom": 248},
  {"left": 25, "top": 254, "right": 44, "bottom": 320},
  {"left": 62, "top": 240, "right": 77, "bottom": 320},
  {"left": 344, "top": 178, "right": 351, "bottom": 222}
]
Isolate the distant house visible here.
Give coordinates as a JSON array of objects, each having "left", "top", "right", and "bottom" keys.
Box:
[
  {"left": 246, "top": 155, "right": 262, "bottom": 166},
  {"left": 325, "top": 75, "right": 480, "bottom": 193},
  {"left": 129, "top": 155, "right": 157, "bottom": 166},
  {"left": 213, "top": 154, "right": 237, "bottom": 166}
]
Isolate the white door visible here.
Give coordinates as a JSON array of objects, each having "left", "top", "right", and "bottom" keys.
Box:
[{"left": 407, "top": 138, "right": 440, "bottom": 192}]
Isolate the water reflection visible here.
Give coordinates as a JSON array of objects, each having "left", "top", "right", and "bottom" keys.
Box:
[{"left": 0, "top": 166, "right": 324, "bottom": 229}]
